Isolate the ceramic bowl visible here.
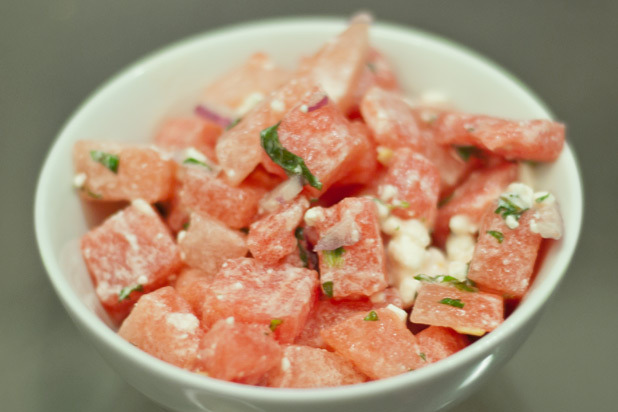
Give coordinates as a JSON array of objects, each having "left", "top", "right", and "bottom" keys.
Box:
[{"left": 35, "top": 17, "right": 582, "bottom": 412}]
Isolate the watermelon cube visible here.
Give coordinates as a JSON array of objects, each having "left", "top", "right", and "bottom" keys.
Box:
[
  {"left": 267, "top": 345, "right": 367, "bottom": 388},
  {"left": 377, "top": 148, "right": 440, "bottom": 226},
  {"left": 416, "top": 326, "right": 469, "bottom": 365},
  {"left": 307, "top": 197, "right": 388, "bottom": 299},
  {"left": 73, "top": 140, "right": 175, "bottom": 203},
  {"left": 174, "top": 267, "right": 214, "bottom": 316},
  {"left": 178, "top": 211, "right": 248, "bottom": 275},
  {"left": 248, "top": 196, "right": 310, "bottom": 264},
  {"left": 118, "top": 287, "right": 202, "bottom": 368},
  {"left": 335, "top": 120, "right": 378, "bottom": 187},
  {"left": 410, "top": 283, "right": 504, "bottom": 335},
  {"left": 467, "top": 200, "right": 543, "bottom": 299},
  {"left": 200, "top": 258, "right": 319, "bottom": 343},
  {"left": 433, "top": 162, "right": 518, "bottom": 246},
  {"left": 321, "top": 308, "right": 424, "bottom": 379},
  {"left": 153, "top": 116, "right": 222, "bottom": 160},
  {"left": 81, "top": 199, "right": 182, "bottom": 322},
  {"left": 193, "top": 318, "right": 282, "bottom": 385},
  {"left": 435, "top": 112, "right": 565, "bottom": 162}
]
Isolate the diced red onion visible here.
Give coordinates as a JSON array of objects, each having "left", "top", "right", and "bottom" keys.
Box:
[
  {"left": 258, "top": 175, "right": 304, "bottom": 215},
  {"left": 195, "top": 104, "right": 232, "bottom": 128},
  {"left": 314, "top": 213, "right": 361, "bottom": 251},
  {"left": 307, "top": 95, "right": 329, "bottom": 112}
]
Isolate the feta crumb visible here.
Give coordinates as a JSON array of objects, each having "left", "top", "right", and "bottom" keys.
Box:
[
  {"left": 378, "top": 184, "right": 399, "bottom": 203},
  {"left": 369, "top": 291, "right": 386, "bottom": 303},
  {"left": 388, "top": 235, "right": 426, "bottom": 270},
  {"left": 227, "top": 169, "right": 236, "bottom": 178},
  {"left": 385, "top": 304, "right": 407, "bottom": 323},
  {"left": 225, "top": 316, "right": 235, "bottom": 325},
  {"left": 183, "top": 147, "right": 208, "bottom": 164},
  {"left": 281, "top": 357, "right": 291, "bottom": 372},
  {"left": 398, "top": 276, "right": 421, "bottom": 307},
  {"left": 232, "top": 282, "right": 243, "bottom": 290},
  {"left": 446, "top": 233, "right": 476, "bottom": 263},
  {"left": 448, "top": 261, "right": 469, "bottom": 281},
  {"left": 72, "top": 173, "right": 87, "bottom": 188},
  {"left": 270, "top": 99, "right": 285, "bottom": 112},
  {"left": 505, "top": 182, "right": 535, "bottom": 210},
  {"left": 137, "top": 275, "right": 148, "bottom": 285},
  {"left": 166, "top": 313, "right": 199, "bottom": 334},
  {"left": 376, "top": 146, "right": 394, "bottom": 166},
  {"left": 132, "top": 199, "right": 155, "bottom": 215},
  {"left": 304, "top": 207, "right": 325, "bottom": 226},
  {"left": 373, "top": 198, "right": 390, "bottom": 222},
  {"left": 505, "top": 214, "right": 520, "bottom": 229},
  {"left": 236, "top": 92, "right": 264, "bottom": 115},
  {"left": 449, "top": 215, "right": 478, "bottom": 236},
  {"left": 177, "top": 230, "right": 187, "bottom": 242},
  {"left": 300, "top": 104, "right": 308, "bottom": 113}
]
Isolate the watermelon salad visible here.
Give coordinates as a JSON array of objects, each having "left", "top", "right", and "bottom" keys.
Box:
[{"left": 73, "top": 14, "right": 565, "bottom": 388}]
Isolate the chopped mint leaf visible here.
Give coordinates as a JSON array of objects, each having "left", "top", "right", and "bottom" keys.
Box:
[
  {"left": 363, "top": 310, "right": 379, "bottom": 321},
  {"left": 294, "top": 227, "right": 309, "bottom": 268},
  {"left": 397, "top": 200, "right": 410, "bottom": 209},
  {"left": 90, "top": 150, "right": 119, "bottom": 173},
  {"left": 535, "top": 193, "right": 550, "bottom": 203},
  {"left": 323, "top": 246, "right": 345, "bottom": 267},
  {"left": 455, "top": 145, "right": 481, "bottom": 162},
  {"left": 373, "top": 197, "right": 410, "bottom": 211},
  {"left": 309, "top": 198, "right": 320, "bottom": 204},
  {"left": 85, "top": 188, "right": 102, "bottom": 199},
  {"left": 414, "top": 274, "right": 477, "bottom": 292},
  {"left": 182, "top": 222, "right": 190, "bottom": 230},
  {"left": 494, "top": 194, "right": 528, "bottom": 221},
  {"left": 183, "top": 157, "right": 212, "bottom": 170},
  {"left": 367, "top": 62, "right": 377, "bottom": 73},
  {"left": 118, "top": 284, "right": 143, "bottom": 301},
  {"left": 260, "top": 122, "right": 322, "bottom": 190},
  {"left": 419, "top": 352, "right": 427, "bottom": 362},
  {"left": 269, "top": 318, "right": 283, "bottom": 332},
  {"left": 486, "top": 230, "right": 504, "bottom": 243},
  {"left": 322, "top": 281, "right": 334, "bottom": 298},
  {"left": 226, "top": 117, "right": 242, "bottom": 130},
  {"left": 239, "top": 227, "right": 249, "bottom": 234},
  {"left": 439, "top": 298, "right": 464, "bottom": 308}
]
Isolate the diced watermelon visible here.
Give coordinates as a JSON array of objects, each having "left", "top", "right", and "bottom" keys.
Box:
[
  {"left": 416, "top": 326, "right": 469, "bottom": 365},
  {"left": 193, "top": 318, "right": 282, "bottom": 384},
  {"left": 248, "top": 196, "right": 309, "bottom": 264},
  {"left": 174, "top": 267, "right": 214, "bottom": 315},
  {"left": 321, "top": 308, "right": 424, "bottom": 378},
  {"left": 335, "top": 120, "right": 378, "bottom": 187},
  {"left": 267, "top": 345, "right": 367, "bottom": 388},
  {"left": 435, "top": 113, "right": 565, "bottom": 162},
  {"left": 308, "top": 197, "right": 388, "bottom": 299},
  {"left": 200, "top": 258, "right": 319, "bottom": 343},
  {"left": 118, "top": 287, "right": 202, "bottom": 368},
  {"left": 153, "top": 116, "right": 222, "bottom": 160},
  {"left": 81, "top": 199, "right": 182, "bottom": 322},
  {"left": 73, "top": 140, "right": 175, "bottom": 203},
  {"left": 176, "top": 166, "right": 261, "bottom": 229},
  {"left": 467, "top": 201, "right": 543, "bottom": 299},
  {"left": 410, "top": 283, "right": 504, "bottom": 335},
  {"left": 377, "top": 148, "right": 440, "bottom": 226},
  {"left": 178, "top": 211, "right": 248, "bottom": 275},
  {"left": 433, "top": 163, "right": 518, "bottom": 246},
  {"left": 202, "top": 52, "right": 290, "bottom": 117}
]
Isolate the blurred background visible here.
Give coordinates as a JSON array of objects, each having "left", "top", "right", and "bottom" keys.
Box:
[{"left": 1, "top": 1, "right": 617, "bottom": 411}]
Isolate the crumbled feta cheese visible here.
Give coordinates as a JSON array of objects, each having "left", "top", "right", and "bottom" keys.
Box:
[
  {"left": 300, "top": 104, "right": 308, "bottom": 113},
  {"left": 281, "top": 357, "right": 291, "bottom": 372},
  {"left": 132, "top": 199, "right": 155, "bottom": 215},
  {"left": 372, "top": 198, "right": 390, "bottom": 222},
  {"left": 378, "top": 184, "right": 399, "bottom": 203},
  {"left": 304, "top": 207, "right": 325, "bottom": 226},
  {"left": 137, "top": 275, "right": 148, "bottom": 285},
  {"left": 385, "top": 304, "right": 407, "bottom": 323},
  {"left": 449, "top": 214, "right": 478, "bottom": 236},
  {"left": 225, "top": 316, "right": 235, "bottom": 325},
  {"left": 72, "top": 173, "right": 87, "bottom": 188},
  {"left": 419, "top": 247, "right": 449, "bottom": 276},
  {"left": 232, "top": 282, "right": 243, "bottom": 290},
  {"left": 166, "top": 313, "right": 199, "bottom": 334},
  {"left": 237, "top": 92, "right": 264, "bottom": 115},
  {"left": 177, "top": 230, "right": 187, "bottom": 242},
  {"left": 398, "top": 275, "right": 421, "bottom": 307},
  {"left": 270, "top": 99, "right": 285, "bottom": 112},
  {"left": 504, "top": 182, "right": 535, "bottom": 210},
  {"left": 369, "top": 291, "right": 386, "bottom": 304},
  {"left": 448, "top": 261, "right": 469, "bottom": 281},
  {"left": 388, "top": 235, "right": 426, "bottom": 270},
  {"left": 376, "top": 146, "right": 394, "bottom": 166},
  {"left": 505, "top": 214, "right": 520, "bottom": 229},
  {"left": 446, "top": 233, "right": 476, "bottom": 263}
]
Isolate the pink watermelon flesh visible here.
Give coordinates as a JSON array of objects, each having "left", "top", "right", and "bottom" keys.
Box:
[
  {"left": 416, "top": 326, "right": 469, "bottom": 365},
  {"left": 153, "top": 116, "right": 222, "bottom": 160},
  {"left": 173, "top": 267, "right": 214, "bottom": 316}
]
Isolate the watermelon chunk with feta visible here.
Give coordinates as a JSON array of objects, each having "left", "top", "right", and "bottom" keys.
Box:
[
  {"left": 81, "top": 199, "right": 182, "bottom": 322},
  {"left": 306, "top": 197, "right": 387, "bottom": 299},
  {"left": 435, "top": 112, "right": 565, "bottom": 162},
  {"left": 267, "top": 345, "right": 367, "bottom": 388},
  {"left": 118, "top": 287, "right": 202, "bottom": 368},
  {"left": 410, "top": 283, "right": 504, "bottom": 335},
  {"left": 321, "top": 308, "right": 423, "bottom": 378},
  {"left": 200, "top": 258, "right": 319, "bottom": 343},
  {"left": 153, "top": 116, "right": 222, "bottom": 160},
  {"left": 174, "top": 267, "right": 214, "bottom": 315},
  {"left": 416, "top": 326, "right": 469, "bottom": 365},
  {"left": 178, "top": 211, "right": 248, "bottom": 275},
  {"left": 377, "top": 148, "right": 440, "bottom": 226},
  {"left": 193, "top": 318, "right": 282, "bottom": 384},
  {"left": 248, "top": 196, "right": 309, "bottom": 264},
  {"left": 73, "top": 140, "right": 175, "bottom": 203}
]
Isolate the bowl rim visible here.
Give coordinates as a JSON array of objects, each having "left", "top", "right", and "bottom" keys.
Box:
[{"left": 34, "top": 15, "right": 583, "bottom": 402}]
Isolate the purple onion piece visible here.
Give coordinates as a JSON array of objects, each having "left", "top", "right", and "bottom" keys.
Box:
[
  {"left": 307, "top": 95, "right": 329, "bottom": 112},
  {"left": 313, "top": 214, "right": 361, "bottom": 251},
  {"left": 195, "top": 104, "right": 232, "bottom": 128}
]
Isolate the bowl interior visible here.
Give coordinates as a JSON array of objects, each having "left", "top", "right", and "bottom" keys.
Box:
[{"left": 35, "top": 17, "right": 582, "bottom": 403}]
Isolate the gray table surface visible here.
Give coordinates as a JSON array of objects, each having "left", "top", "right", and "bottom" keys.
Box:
[{"left": 2, "top": 1, "right": 617, "bottom": 411}]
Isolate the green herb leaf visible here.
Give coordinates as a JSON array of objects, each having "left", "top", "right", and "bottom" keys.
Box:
[
  {"left": 438, "top": 193, "right": 453, "bottom": 207},
  {"left": 486, "top": 230, "right": 504, "bottom": 243},
  {"left": 90, "top": 150, "right": 119, "bottom": 173},
  {"left": 455, "top": 146, "right": 481, "bottom": 162},
  {"left": 323, "top": 246, "right": 345, "bottom": 267},
  {"left": 294, "top": 227, "right": 309, "bottom": 268},
  {"left": 182, "top": 222, "right": 190, "bottom": 230},
  {"left": 269, "top": 318, "right": 283, "bottom": 332},
  {"left": 309, "top": 198, "right": 320, "bottom": 204},
  {"left": 363, "top": 310, "right": 379, "bottom": 321},
  {"left": 439, "top": 298, "right": 465, "bottom": 308},
  {"left": 260, "top": 123, "right": 323, "bottom": 190},
  {"left": 226, "top": 117, "right": 242, "bottom": 130},
  {"left": 322, "top": 281, "right": 334, "bottom": 298},
  {"left": 183, "top": 157, "right": 212, "bottom": 170},
  {"left": 85, "top": 188, "right": 102, "bottom": 199},
  {"left": 535, "top": 193, "right": 550, "bottom": 203},
  {"left": 419, "top": 352, "right": 427, "bottom": 362},
  {"left": 373, "top": 197, "right": 410, "bottom": 211},
  {"left": 367, "top": 62, "right": 377, "bottom": 73},
  {"left": 494, "top": 194, "right": 528, "bottom": 221},
  {"left": 414, "top": 274, "right": 477, "bottom": 292},
  {"left": 118, "top": 284, "right": 143, "bottom": 301}
]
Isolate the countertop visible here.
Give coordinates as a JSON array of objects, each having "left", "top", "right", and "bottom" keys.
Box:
[{"left": 2, "top": 1, "right": 617, "bottom": 411}]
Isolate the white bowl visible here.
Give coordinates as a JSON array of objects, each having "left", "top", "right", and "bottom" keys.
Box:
[{"left": 35, "top": 17, "right": 583, "bottom": 412}]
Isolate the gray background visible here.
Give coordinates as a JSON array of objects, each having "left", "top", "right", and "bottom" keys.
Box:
[{"left": 2, "top": 0, "right": 617, "bottom": 411}]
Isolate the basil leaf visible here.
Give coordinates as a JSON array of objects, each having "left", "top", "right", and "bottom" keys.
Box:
[
  {"left": 419, "top": 352, "right": 427, "bottom": 362},
  {"left": 494, "top": 194, "right": 528, "bottom": 221},
  {"left": 486, "top": 230, "right": 504, "bottom": 243},
  {"left": 322, "top": 281, "right": 334, "bottom": 298},
  {"left": 118, "top": 284, "right": 143, "bottom": 301},
  {"left": 260, "top": 123, "right": 323, "bottom": 190},
  {"left": 363, "top": 310, "right": 379, "bottom": 321},
  {"left": 438, "top": 298, "right": 464, "bottom": 308},
  {"left": 90, "top": 150, "right": 119, "bottom": 173},
  {"left": 535, "top": 193, "right": 550, "bottom": 203},
  {"left": 269, "top": 318, "right": 283, "bottom": 332},
  {"left": 414, "top": 274, "right": 477, "bottom": 292},
  {"left": 294, "top": 227, "right": 309, "bottom": 268},
  {"left": 323, "top": 246, "right": 345, "bottom": 267},
  {"left": 183, "top": 157, "right": 211, "bottom": 170}
]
